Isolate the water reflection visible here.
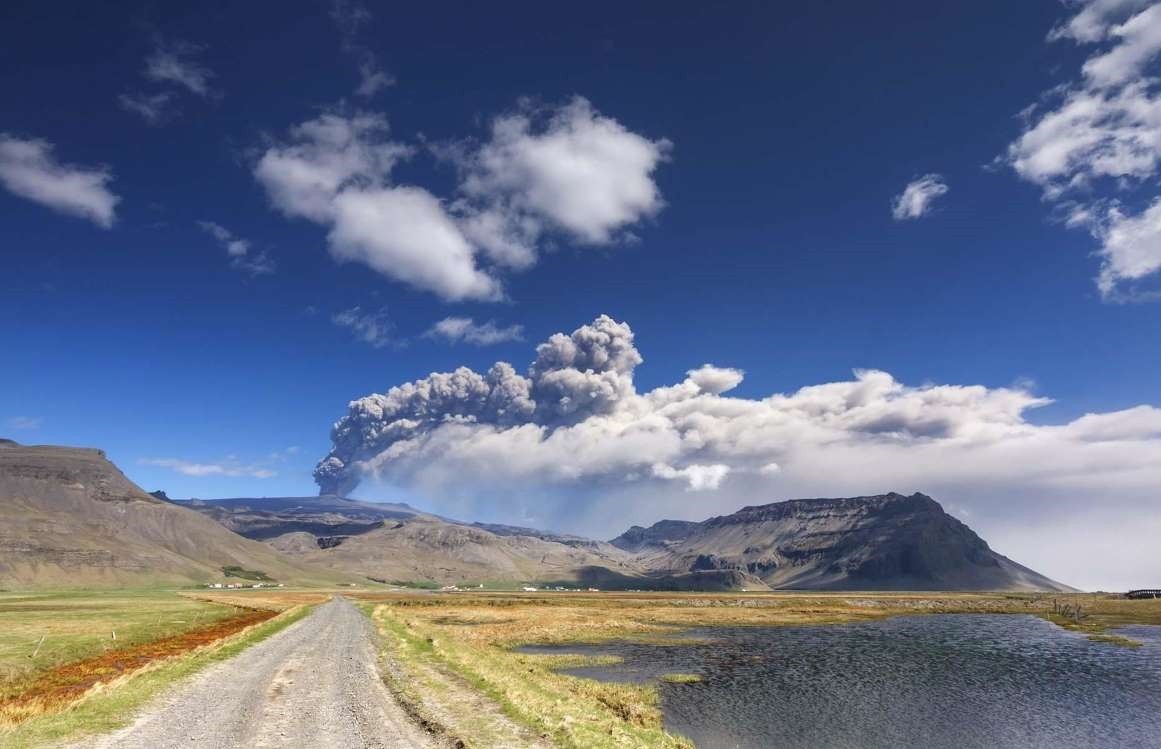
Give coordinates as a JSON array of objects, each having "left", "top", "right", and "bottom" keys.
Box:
[{"left": 520, "top": 615, "right": 1161, "bottom": 749}]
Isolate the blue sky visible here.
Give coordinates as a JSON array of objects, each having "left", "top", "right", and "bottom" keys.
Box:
[{"left": 3, "top": 1, "right": 1161, "bottom": 587}]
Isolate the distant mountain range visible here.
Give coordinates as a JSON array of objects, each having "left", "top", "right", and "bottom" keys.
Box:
[
  {"left": 177, "top": 491, "right": 1070, "bottom": 592},
  {"left": 0, "top": 439, "right": 1073, "bottom": 591}
]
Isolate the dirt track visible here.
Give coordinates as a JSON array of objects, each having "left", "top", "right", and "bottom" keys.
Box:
[{"left": 71, "top": 597, "right": 434, "bottom": 749}]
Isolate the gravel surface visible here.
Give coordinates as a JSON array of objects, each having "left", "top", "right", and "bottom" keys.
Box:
[{"left": 71, "top": 597, "right": 435, "bottom": 749}]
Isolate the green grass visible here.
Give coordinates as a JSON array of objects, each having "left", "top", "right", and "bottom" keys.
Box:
[
  {"left": 220, "top": 566, "right": 273, "bottom": 582},
  {"left": 659, "top": 673, "right": 702, "bottom": 684},
  {"left": 0, "top": 604, "right": 312, "bottom": 748},
  {"left": 0, "top": 590, "right": 239, "bottom": 697},
  {"left": 389, "top": 580, "right": 441, "bottom": 590},
  {"left": 1087, "top": 633, "right": 1143, "bottom": 648}
]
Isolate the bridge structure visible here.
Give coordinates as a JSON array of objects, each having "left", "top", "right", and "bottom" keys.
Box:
[{"left": 1126, "top": 589, "right": 1161, "bottom": 599}]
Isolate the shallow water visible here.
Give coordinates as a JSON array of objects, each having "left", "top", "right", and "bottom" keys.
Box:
[{"left": 519, "top": 615, "right": 1161, "bottom": 749}]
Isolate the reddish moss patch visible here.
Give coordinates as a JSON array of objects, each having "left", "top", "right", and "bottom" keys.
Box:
[{"left": 0, "top": 607, "right": 276, "bottom": 722}]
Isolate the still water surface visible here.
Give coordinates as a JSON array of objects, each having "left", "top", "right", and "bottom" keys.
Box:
[{"left": 520, "top": 614, "right": 1161, "bottom": 749}]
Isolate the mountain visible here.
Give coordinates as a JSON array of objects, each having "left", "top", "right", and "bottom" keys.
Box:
[
  {"left": 177, "top": 494, "right": 435, "bottom": 540},
  {"left": 177, "top": 495, "right": 663, "bottom": 588},
  {"left": 2, "top": 436, "right": 1067, "bottom": 591},
  {"left": 182, "top": 490, "right": 1069, "bottom": 591},
  {"left": 612, "top": 492, "right": 1072, "bottom": 592},
  {"left": 0, "top": 441, "right": 342, "bottom": 587}
]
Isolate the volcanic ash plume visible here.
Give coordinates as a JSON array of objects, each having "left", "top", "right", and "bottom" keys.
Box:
[{"left": 314, "top": 314, "right": 641, "bottom": 494}]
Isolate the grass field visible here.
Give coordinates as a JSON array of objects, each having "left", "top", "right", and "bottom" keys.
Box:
[
  {"left": 0, "top": 587, "right": 328, "bottom": 746},
  {"left": 357, "top": 590, "right": 1161, "bottom": 749},
  {"left": 0, "top": 590, "right": 244, "bottom": 699},
  {"left": 2, "top": 588, "right": 1159, "bottom": 748}
]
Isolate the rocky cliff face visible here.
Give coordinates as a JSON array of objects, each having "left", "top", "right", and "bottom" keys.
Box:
[{"left": 613, "top": 492, "right": 1072, "bottom": 591}]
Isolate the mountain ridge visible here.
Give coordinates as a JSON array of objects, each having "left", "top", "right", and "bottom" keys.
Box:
[
  {"left": 179, "top": 490, "right": 1072, "bottom": 592},
  {"left": 0, "top": 441, "right": 344, "bottom": 587},
  {"left": 613, "top": 492, "right": 1072, "bottom": 591}
]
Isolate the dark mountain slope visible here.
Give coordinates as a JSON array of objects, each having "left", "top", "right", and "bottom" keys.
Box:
[{"left": 613, "top": 492, "right": 1072, "bottom": 591}]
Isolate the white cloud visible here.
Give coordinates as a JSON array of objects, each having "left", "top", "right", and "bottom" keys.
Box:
[
  {"left": 197, "top": 221, "right": 275, "bottom": 276},
  {"left": 329, "top": 187, "right": 502, "bottom": 301},
  {"left": 425, "top": 317, "right": 524, "bottom": 345},
  {"left": 255, "top": 113, "right": 498, "bottom": 300},
  {"left": 118, "top": 91, "right": 175, "bottom": 125},
  {"left": 1083, "top": 3, "right": 1161, "bottom": 86},
  {"left": 139, "top": 457, "right": 276, "bottom": 479},
  {"left": 651, "top": 462, "right": 731, "bottom": 491},
  {"left": 0, "top": 135, "right": 119, "bottom": 228},
  {"left": 1091, "top": 197, "right": 1161, "bottom": 295},
  {"left": 1006, "top": 1, "right": 1161, "bottom": 297},
  {"left": 255, "top": 113, "right": 412, "bottom": 222},
  {"left": 457, "top": 97, "right": 671, "bottom": 245},
  {"left": 891, "top": 174, "right": 949, "bottom": 220},
  {"left": 255, "top": 100, "right": 668, "bottom": 301},
  {"left": 1049, "top": 0, "right": 1153, "bottom": 43},
  {"left": 120, "top": 39, "right": 214, "bottom": 124},
  {"left": 144, "top": 41, "right": 213, "bottom": 97},
  {"left": 4, "top": 416, "right": 41, "bottom": 431},
  {"left": 1007, "top": 82, "right": 1161, "bottom": 191},
  {"left": 332, "top": 306, "right": 395, "bottom": 348},
  {"left": 313, "top": 315, "right": 1161, "bottom": 587},
  {"left": 330, "top": 0, "right": 395, "bottom": 97},
  {"left": 686, "top": 364, "right": 745, "bottom": 395}
]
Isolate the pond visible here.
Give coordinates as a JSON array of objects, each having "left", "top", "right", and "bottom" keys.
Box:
[{"left": 519, "top": 614, "right": 1161, "bottom": 749}]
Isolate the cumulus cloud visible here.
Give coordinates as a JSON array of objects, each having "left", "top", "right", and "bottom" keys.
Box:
[
  {"left": 1006, "top": 1, "right": 1161, "bottom": 297},
  {"left": 891, "top": 174, "right": 949, "bottom": 220},
  {"left": 139, "top": 457, "right": 276, "bottom": 479},
  {"left": 197, "top": 221, "right": 276, "bottom": 275},
  {"left": 651, "top": 462, "right": 731, "bottom": 491},
  {"left": 1090, "top": 197, "right": 1161, "bottom": 295},
  {"left": 254, "top": 112, "right": 499, "bottom": 301},
  {"left": 254, "top": 100, "right": 669, "bottom": 301},
  {"left": 329, "top": 186, "right": 501, "bottom": 300},
  {"left": 332, "top": 306, "right": 395, "bottom": 348},
  {"left": 454, "top": 97, "right": 671, "bottom": 246},
  {"left": 313, "top": 315, "right": 1161, "bottom": 587},
  {"left": 0, "top": 135, "right": 119, "bottom": 227},
  {"left": 425, "top": 317, "right": 524, "bottom": 345}
]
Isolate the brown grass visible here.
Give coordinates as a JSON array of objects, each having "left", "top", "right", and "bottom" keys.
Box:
[{"left": 190, "top": 590, "right": 332, "bottom": 610}]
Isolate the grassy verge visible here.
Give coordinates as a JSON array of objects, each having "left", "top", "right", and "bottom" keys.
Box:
[
  {"left": 0, "top": 589, "right": 241, "bottom": 696},
  {"left": 370, "top": 603, "right": 685, "bottom": 749},
  {"left": 0, "top": 603, "right": 312, "bottom": 748},
  {"left": 1039, "top": 595, "right": 1161, "bottom": 646}
]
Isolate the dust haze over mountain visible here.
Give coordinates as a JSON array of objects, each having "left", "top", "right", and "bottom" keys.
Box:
[{"left": 315, "top": 316, "right": 1161, "bottom": 590}]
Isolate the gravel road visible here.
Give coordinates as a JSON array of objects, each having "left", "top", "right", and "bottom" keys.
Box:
[{"left": 71, "top": 597, "right": 435, "bottom": 749}]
